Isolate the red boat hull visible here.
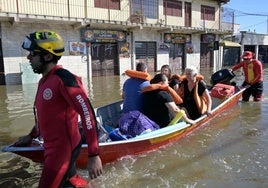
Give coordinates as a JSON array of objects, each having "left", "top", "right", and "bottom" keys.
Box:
[
  {"left": 76, "top": 89, "right": 243, "bottom": 167},
  {"left": 5, "top": 88, "right": 244, "bottom": 168}
]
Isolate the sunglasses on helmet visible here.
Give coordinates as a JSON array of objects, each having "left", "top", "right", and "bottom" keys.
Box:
[{"left": 22, "top": 36, "right": 38, "bottom": 51}]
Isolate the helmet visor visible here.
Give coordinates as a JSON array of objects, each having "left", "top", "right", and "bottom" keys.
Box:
[{"left": 22, "top": 36, "right": 37, "bottom": 51}]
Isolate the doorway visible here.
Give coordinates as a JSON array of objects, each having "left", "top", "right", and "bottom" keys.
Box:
[
  {"left": 185, "top": 2, "right": 192, "bottom": 27},
  {"left": 169, "top": 43, "right": 185, "bottom": 73},
  {"left": 91, "top": 43, "right": 119, "bottom": 76},
  {"left": 200, "top": 43, "right": 213, "bottom": 70},
  {"left": 135, "top": 42, "right": 156, "bottom": 73}
]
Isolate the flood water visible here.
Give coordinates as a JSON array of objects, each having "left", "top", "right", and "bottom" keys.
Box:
[{"left": 0, "top": 66, "right": 268, "bottom": 188}]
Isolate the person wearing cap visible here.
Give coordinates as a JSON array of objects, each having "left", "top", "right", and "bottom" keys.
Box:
[
  {"left": 232, "top": 51, "right": 263, "bottom": 101},
  {"left": 14, "top": 30, "right": 102, "bottom": 187}
]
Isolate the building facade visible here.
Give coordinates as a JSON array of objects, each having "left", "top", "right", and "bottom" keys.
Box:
[
  {"left": 0, "top": 0, "right": 231, "bottom": 85},
  {"left": 221, "top": 30, "right": 268, "bottom": 66}
]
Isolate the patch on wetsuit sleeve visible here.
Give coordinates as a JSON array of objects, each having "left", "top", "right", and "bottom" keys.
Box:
[{"left": 55, "top": 68, "right": 79, "bottom": 87}]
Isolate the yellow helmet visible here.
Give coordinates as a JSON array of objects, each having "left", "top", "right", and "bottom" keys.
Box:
[{"left": 22, "top": 30, "right": 65, "bottom": 56}]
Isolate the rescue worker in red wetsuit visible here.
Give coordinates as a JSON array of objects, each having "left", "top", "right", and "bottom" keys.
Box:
[
  {"left": 14, "top": 30, "right": 103, "bottom": 187},
  {"left": 232, "top": 51, "right": 263, "bottom": 102}
]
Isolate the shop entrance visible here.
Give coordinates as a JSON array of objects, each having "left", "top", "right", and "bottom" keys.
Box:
[
  {"left": 169, "top": 43, "right": 185, "bottom": 73},
  {"left": 91, "top": 43, "right": 119, "bottom": 76},
  {"left": 135, "top": 42, "right": 156, "bottom": 73},
  {"left": 200, "top": 43, "right": 213, "bottom": 70}
]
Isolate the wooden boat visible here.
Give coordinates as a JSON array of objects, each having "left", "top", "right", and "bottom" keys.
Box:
[{"left": 2, "top": 86, "right": 245, "bottom": 168}]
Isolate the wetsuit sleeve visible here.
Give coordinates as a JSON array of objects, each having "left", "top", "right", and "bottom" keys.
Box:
[
  {"left": 232, "top": 61, "right": 243, "bottom": 71},
  {"left": 55, "top": 69, "right": 99, "bottom": 156}
]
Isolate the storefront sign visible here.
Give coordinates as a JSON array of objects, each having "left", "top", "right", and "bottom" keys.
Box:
[
  {"left": 158, "top": 43, "right": 169, "bottom": 52},
  {"left": 81, "top": 29, "right": 126, "bottom": 43},
  {"left": 164, "top": 34, "right": 191, "bottom": 43},
  {"left": 201, "top": 34, "right": 215, "bottom": 43}
]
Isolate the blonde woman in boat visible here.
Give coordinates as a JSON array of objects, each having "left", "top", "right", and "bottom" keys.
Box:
[
  {"left": 178, "top": 66, "right": 212, "bottom": 120},
  {"left": 141, "top": 73, "right": 195, "bottom": 128}
]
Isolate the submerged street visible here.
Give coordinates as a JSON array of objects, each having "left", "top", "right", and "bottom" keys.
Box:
[{"left": 0, "top": 66, "right": 268, "bottom": 188}]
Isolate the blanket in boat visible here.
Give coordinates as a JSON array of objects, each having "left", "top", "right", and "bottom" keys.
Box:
[{"left": 119, "top": 110, "right": 160, "bottom": 137}]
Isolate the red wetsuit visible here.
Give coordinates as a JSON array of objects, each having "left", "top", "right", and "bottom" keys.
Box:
[
  {"left": 232, "top": 59, "right": 263, "bottom": 101},
  {"left": 232, "top": 59, "right": 263, "bottom": 84},
  {"left": 30, "top": 65, "right": 99, "bottom": 187}
]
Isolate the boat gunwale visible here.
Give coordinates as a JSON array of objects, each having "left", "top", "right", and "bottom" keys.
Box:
[
  {"left": 79, "top": 88, "right": 246, "bottom": 148},
  {"left": 2, "top": 88, "right": 245, "bottom": 157}
]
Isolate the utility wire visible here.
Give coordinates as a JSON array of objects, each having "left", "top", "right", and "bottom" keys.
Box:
[
  {"left": 224, "top": 7, "right": 268, "bottom": 33},
  {"left": 226, "top": 8, "right": 268, "bottom": 17},
  {"left": 240, "top": 20, "right": 267, "bottom": 30}
]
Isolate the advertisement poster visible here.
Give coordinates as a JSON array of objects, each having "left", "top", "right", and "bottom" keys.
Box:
[
  {"left": 119, "top": 42, "right": 130, "bottom": 58},
  {"left": 81, "top": 29, "right": 126, "bottom": 43},
  {"left": 69, "top": 42, "right": 86, "bottom": 55}
]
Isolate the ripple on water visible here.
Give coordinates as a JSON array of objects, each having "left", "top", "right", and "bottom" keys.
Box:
[
  {"left": 0, "top": 177, "right": 24, "bottom": 188},
  {"left": 0, "top": 153, "right": 41, "bottom": 187}
]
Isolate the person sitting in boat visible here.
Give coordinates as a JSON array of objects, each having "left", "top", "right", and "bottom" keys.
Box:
[
  {"left": 141, "top": 73, "right": 195, "bottom": 128},
  {"left": 122, "top": 62, "right": 151, "bottom": 113},
  {"left": 160, "top": 64, "right": 180, "bottom": 93},
  {"left": 178, "top": 66, "right": 212, "bottom": 120}
]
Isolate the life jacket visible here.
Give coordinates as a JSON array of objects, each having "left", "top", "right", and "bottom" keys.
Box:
[
  {"left": 125, "top": 69, "right": 152, "bottom": 81},
  {"left": 179, "top": 75, "right": 208, "bottom": 114},
  {"left": 171, "top": 74, "right": 181, "bottom": 81},
  {"left": 173, "top": 74, "right": 204, "bottom": 83},
  {"left": 142, "top": 84, "right": 183, "bottom": 104}
]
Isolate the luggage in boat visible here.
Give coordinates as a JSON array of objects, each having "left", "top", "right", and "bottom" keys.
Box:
[
  {"left": 210, "top": 83, "right": 235, "bottom": 99},
  {"left": 210, "top": 69, "right": 235, "bottom": 85}
]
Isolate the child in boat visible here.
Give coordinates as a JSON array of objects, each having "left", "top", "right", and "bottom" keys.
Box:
[
  {"left": 178, "top": 66, "right": 212, "bottom": 120},
  {"left": 141, "top": 73, "right": 195, "bottom": 128}
]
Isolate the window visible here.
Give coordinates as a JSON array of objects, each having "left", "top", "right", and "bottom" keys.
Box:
[
  {"left": 131, "top": 0, "right": 158, "bottom": 19},
  {"left": 94, "top": 0, "right": 120, "bottom": 10},
  {"left": 201, "top": 5, "right": 215, "bottom": 21},
  {"left": 164, "top": 0, "right": 182, "bottom": 17}
]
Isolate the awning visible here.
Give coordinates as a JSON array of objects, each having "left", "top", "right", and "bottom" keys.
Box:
[{"left": 219, "top": 40, "right": 241, "bottom": 47}]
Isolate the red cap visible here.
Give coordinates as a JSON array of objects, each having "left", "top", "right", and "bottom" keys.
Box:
[{"left": 242, "top": 51, "right": 254, "bottom": 60}]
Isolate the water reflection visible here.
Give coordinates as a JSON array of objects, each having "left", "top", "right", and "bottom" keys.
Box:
[
  {"left": 0, "top": 75, "right": 126, "bottom": 187},
  {"left": 0, "top": 66, "right": 268, "bottom": 187}
]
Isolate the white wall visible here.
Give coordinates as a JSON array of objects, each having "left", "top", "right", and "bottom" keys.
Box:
[{"left": 2, "top": 22, "right": 88, "bottom": 85}]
